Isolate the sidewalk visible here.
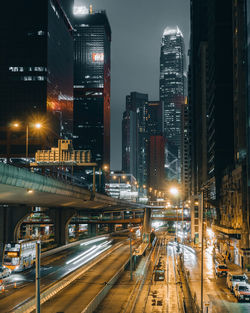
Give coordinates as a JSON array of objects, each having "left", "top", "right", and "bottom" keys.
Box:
[{"left": 181, "top": 244, "right": 248, "bottom": 313}]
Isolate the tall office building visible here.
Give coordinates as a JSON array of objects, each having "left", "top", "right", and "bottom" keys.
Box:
[
  {"left": 147, "top": 101, "right": 163, "bottom": 136},
  {"left": 122, "top": 92, "right": 148, "bottom": 186},
  {"left": 147, "top": 101, "right": 165, "bottom": 192},
  {"left": 70, "top": 8, "right": 111, "bottom": 166},
  {"left": 0, "top": 0, "right": 73, "bottom": 157},
  {"left": 160, "top": 26, "right": 186, "bottom": 181},
  {"left": 148, "top": 136, "right": 165, "bottom": 192}
]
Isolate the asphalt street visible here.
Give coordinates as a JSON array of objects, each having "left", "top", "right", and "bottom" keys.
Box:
[
  {"left": 183, "top": 243, "right": 250, "bottom": 313},
  {"left": 0, "top": 236, "right": 118, "bottom": 313}
]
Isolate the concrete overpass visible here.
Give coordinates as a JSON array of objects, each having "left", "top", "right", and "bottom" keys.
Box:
[
  {"left": 0, "top": 163, "right": 147, "bottom": 244},
  {"left": 0, "top": 163, "right": 190, "bottom": 246}
]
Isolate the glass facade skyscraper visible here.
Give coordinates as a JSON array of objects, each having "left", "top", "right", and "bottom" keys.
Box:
[
  {"left": 122, "top": 92, "right": 148, "bottom": 187},
  {"left": 160, "top": 26, "right": 185, "bottom": 181},
  {"left": 71, "top": 10, "right": 111, "bottom": 166},
  {"left": 0, "top": 0, "right": 73, "bottom": 157}
]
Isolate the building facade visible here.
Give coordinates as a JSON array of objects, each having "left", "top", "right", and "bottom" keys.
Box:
[
  {"left": 189, "top": 0, "right": 250, "bottom": 267},
  {"left": 122, "top": 92, "right": 148, "bottom": 187},
  {"left": 0, "top": 0, "right": 73, "bottom": 157},
  {"left": 148, "top": 135, "right": 165, "bottom": 193},
  {"left": 160, "top": 26, "right": 186, "bottom": 182},
  {"left": 71, "top": 9, "right": 111, "bottom": 166}
]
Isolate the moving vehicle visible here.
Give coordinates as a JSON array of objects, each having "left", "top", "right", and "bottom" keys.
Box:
[
  {"left": 234, "top": 283, "right": 250, "bottom": 302},
  {"left": 3, "top": 240, "right": 37, "bottom": 272},
  {"left": 0, "top": 266, "right": 11, "bottom": 279},
  {"left": 215, "top": 264, "right": 229, "bottom": 277},
  {"left": 154, "top": 268, "right": 165, "bottom": 281},
  {"left": 226, "top": 272, "right": 248, "bottom": 291}
]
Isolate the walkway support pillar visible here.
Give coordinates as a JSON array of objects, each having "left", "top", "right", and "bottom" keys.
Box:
[
  {"left": 49, "top": 208, "right": 76, "bottom": 246},
  {"left": 88, "top": 223, "right": 97, "bottom": 237},
  {"left": 108, "top": 224, "right": 115, "bottom": 233},
  {"left": 0, "top": 205, "right": 31, "bottom": 244}
]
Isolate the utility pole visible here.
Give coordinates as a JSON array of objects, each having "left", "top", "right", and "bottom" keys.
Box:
[
  {"left": 26, "top": 124, "right": 29, "bottom": 159},
  {"left": 130, "top": 231, "right": 133, "bottom": 280},
  {"left": 93, "top": 166, "right": 96, "bottom": 193},
  {"left": 99, "top": 167, "right": 101, "bottom": 192},
  {"left": 36, "top": 241, "right": 41, "bottom": 313},
  {"left": 201, "top": 190, "right": 204, "bottom": 313}
]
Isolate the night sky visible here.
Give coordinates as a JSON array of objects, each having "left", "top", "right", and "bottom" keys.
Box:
[{"left": 74, "top": 0, "right": 190, "bottom": 170}]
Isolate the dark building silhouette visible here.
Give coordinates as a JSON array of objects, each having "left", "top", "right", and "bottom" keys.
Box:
[
  {"left": 147, "top": 101, "right": 165, "bottom": 192},
  {"left": 148, "top": 136, "right": 165, "bottom": 192},
  {"left": 122, "top": 92, "right": 148, "bottom": 187},
  {"left": 181, "top": 97, "right": 191, "bottom": 199},
  {"left": 160, "top": 26, "right": 186, "bottom": 182},
  {"left": 147, "top": 101, "right": 163, "bottom": 136},
  {"left": 0, "top": 0, "right": 73, "bottom": 158},
  {"left": 70, "top": 10, "right": 111, "bottom": 166},
  {"left": 189, "top": 0, "right": 250, "bottom": 267}
]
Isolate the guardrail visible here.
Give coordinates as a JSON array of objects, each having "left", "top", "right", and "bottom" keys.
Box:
[{"left": 14, "top": 242, "right": 124, "bottom": 313}]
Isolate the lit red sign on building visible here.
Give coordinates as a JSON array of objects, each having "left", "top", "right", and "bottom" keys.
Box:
[{"left": 92, "top": 53, "right": 104, "bottom": 62}]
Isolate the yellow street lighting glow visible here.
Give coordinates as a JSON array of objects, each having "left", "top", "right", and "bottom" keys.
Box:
[
  {"left": 113, "top": 175, "right": 117, "bottom": 179},
  {"left": 169, "top": 187, "right": 179, "bottom": 196},
  {"left": 27, "top": 189, "right": 33, "bottom": 194},
  {"left": 122, "top": 175, "right": 126, "bottom": 179},
  {"left": 35, "top": 123, "right": 42, "bottom": 129},
  {"left": 13, "top": 123, "right": 20, "bottom": 128}
]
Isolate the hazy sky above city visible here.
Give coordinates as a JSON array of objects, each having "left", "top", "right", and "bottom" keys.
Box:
[{"left": 75, "top": 0, "right": 190, "bottom": 170}]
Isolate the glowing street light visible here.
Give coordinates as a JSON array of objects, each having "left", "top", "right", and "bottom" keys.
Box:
[
  {"left": 35, "top": 123, "right": 42, "bottom": 129},
  {"left": 11, "top": 121, "right": 43, "bottom": 159},
  {"left": 169, "top": 187, "right": 179, "bottom": 197}
]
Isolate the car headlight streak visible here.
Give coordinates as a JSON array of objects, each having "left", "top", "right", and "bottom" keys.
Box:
[
  {"left": 66, "top": 240, "right": 112, "bottom": 266},
  {"left": 80, "top": 236, "right": 108, "bottom": 246}
]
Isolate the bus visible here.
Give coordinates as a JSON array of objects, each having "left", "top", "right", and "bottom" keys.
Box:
[{"left": 3, "top": 240, "right": 37, "bottom": 272}]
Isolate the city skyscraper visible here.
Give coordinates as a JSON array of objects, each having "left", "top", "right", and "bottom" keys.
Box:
[
  {"left": 160, "top": 26, "right": 186, "bottom": 182},
  {"left": 0, "top": 0, "right": 73, "bottom": 158},
  {"left": 71, "top": 8, "right": 111, "bottom": 166},
  {"left": 122, "top": 92, "right": 148, "bottom": 187},
  {"left": 147, "top": 101, "right": 163, "bottom": 136}
]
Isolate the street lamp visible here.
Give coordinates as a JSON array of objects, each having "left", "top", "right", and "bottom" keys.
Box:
[
  {"left": 169, "top": 187, "right": 179, "bottom": 197},
  {"left": 169, "top": 187, "right": 181, "bottom": 242},
  {"left": 10, "top": 121, "right": 43, "bottom": 160},
  {"left": 26, "top": 122, "right": 43, "bottom": 159}
]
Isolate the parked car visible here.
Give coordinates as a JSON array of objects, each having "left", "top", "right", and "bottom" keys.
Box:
[
  {"left": 227, "top": 272, "right": 248, "bottom": 291},
  {"left": 234, "top": 283, "right": 250, "bottom": 302},
  {"left": 0, "top": 266, "right": 11, "bottom": 279},
  {"left": 215, "top": 264, "right": 229, "bottom": 277}
]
